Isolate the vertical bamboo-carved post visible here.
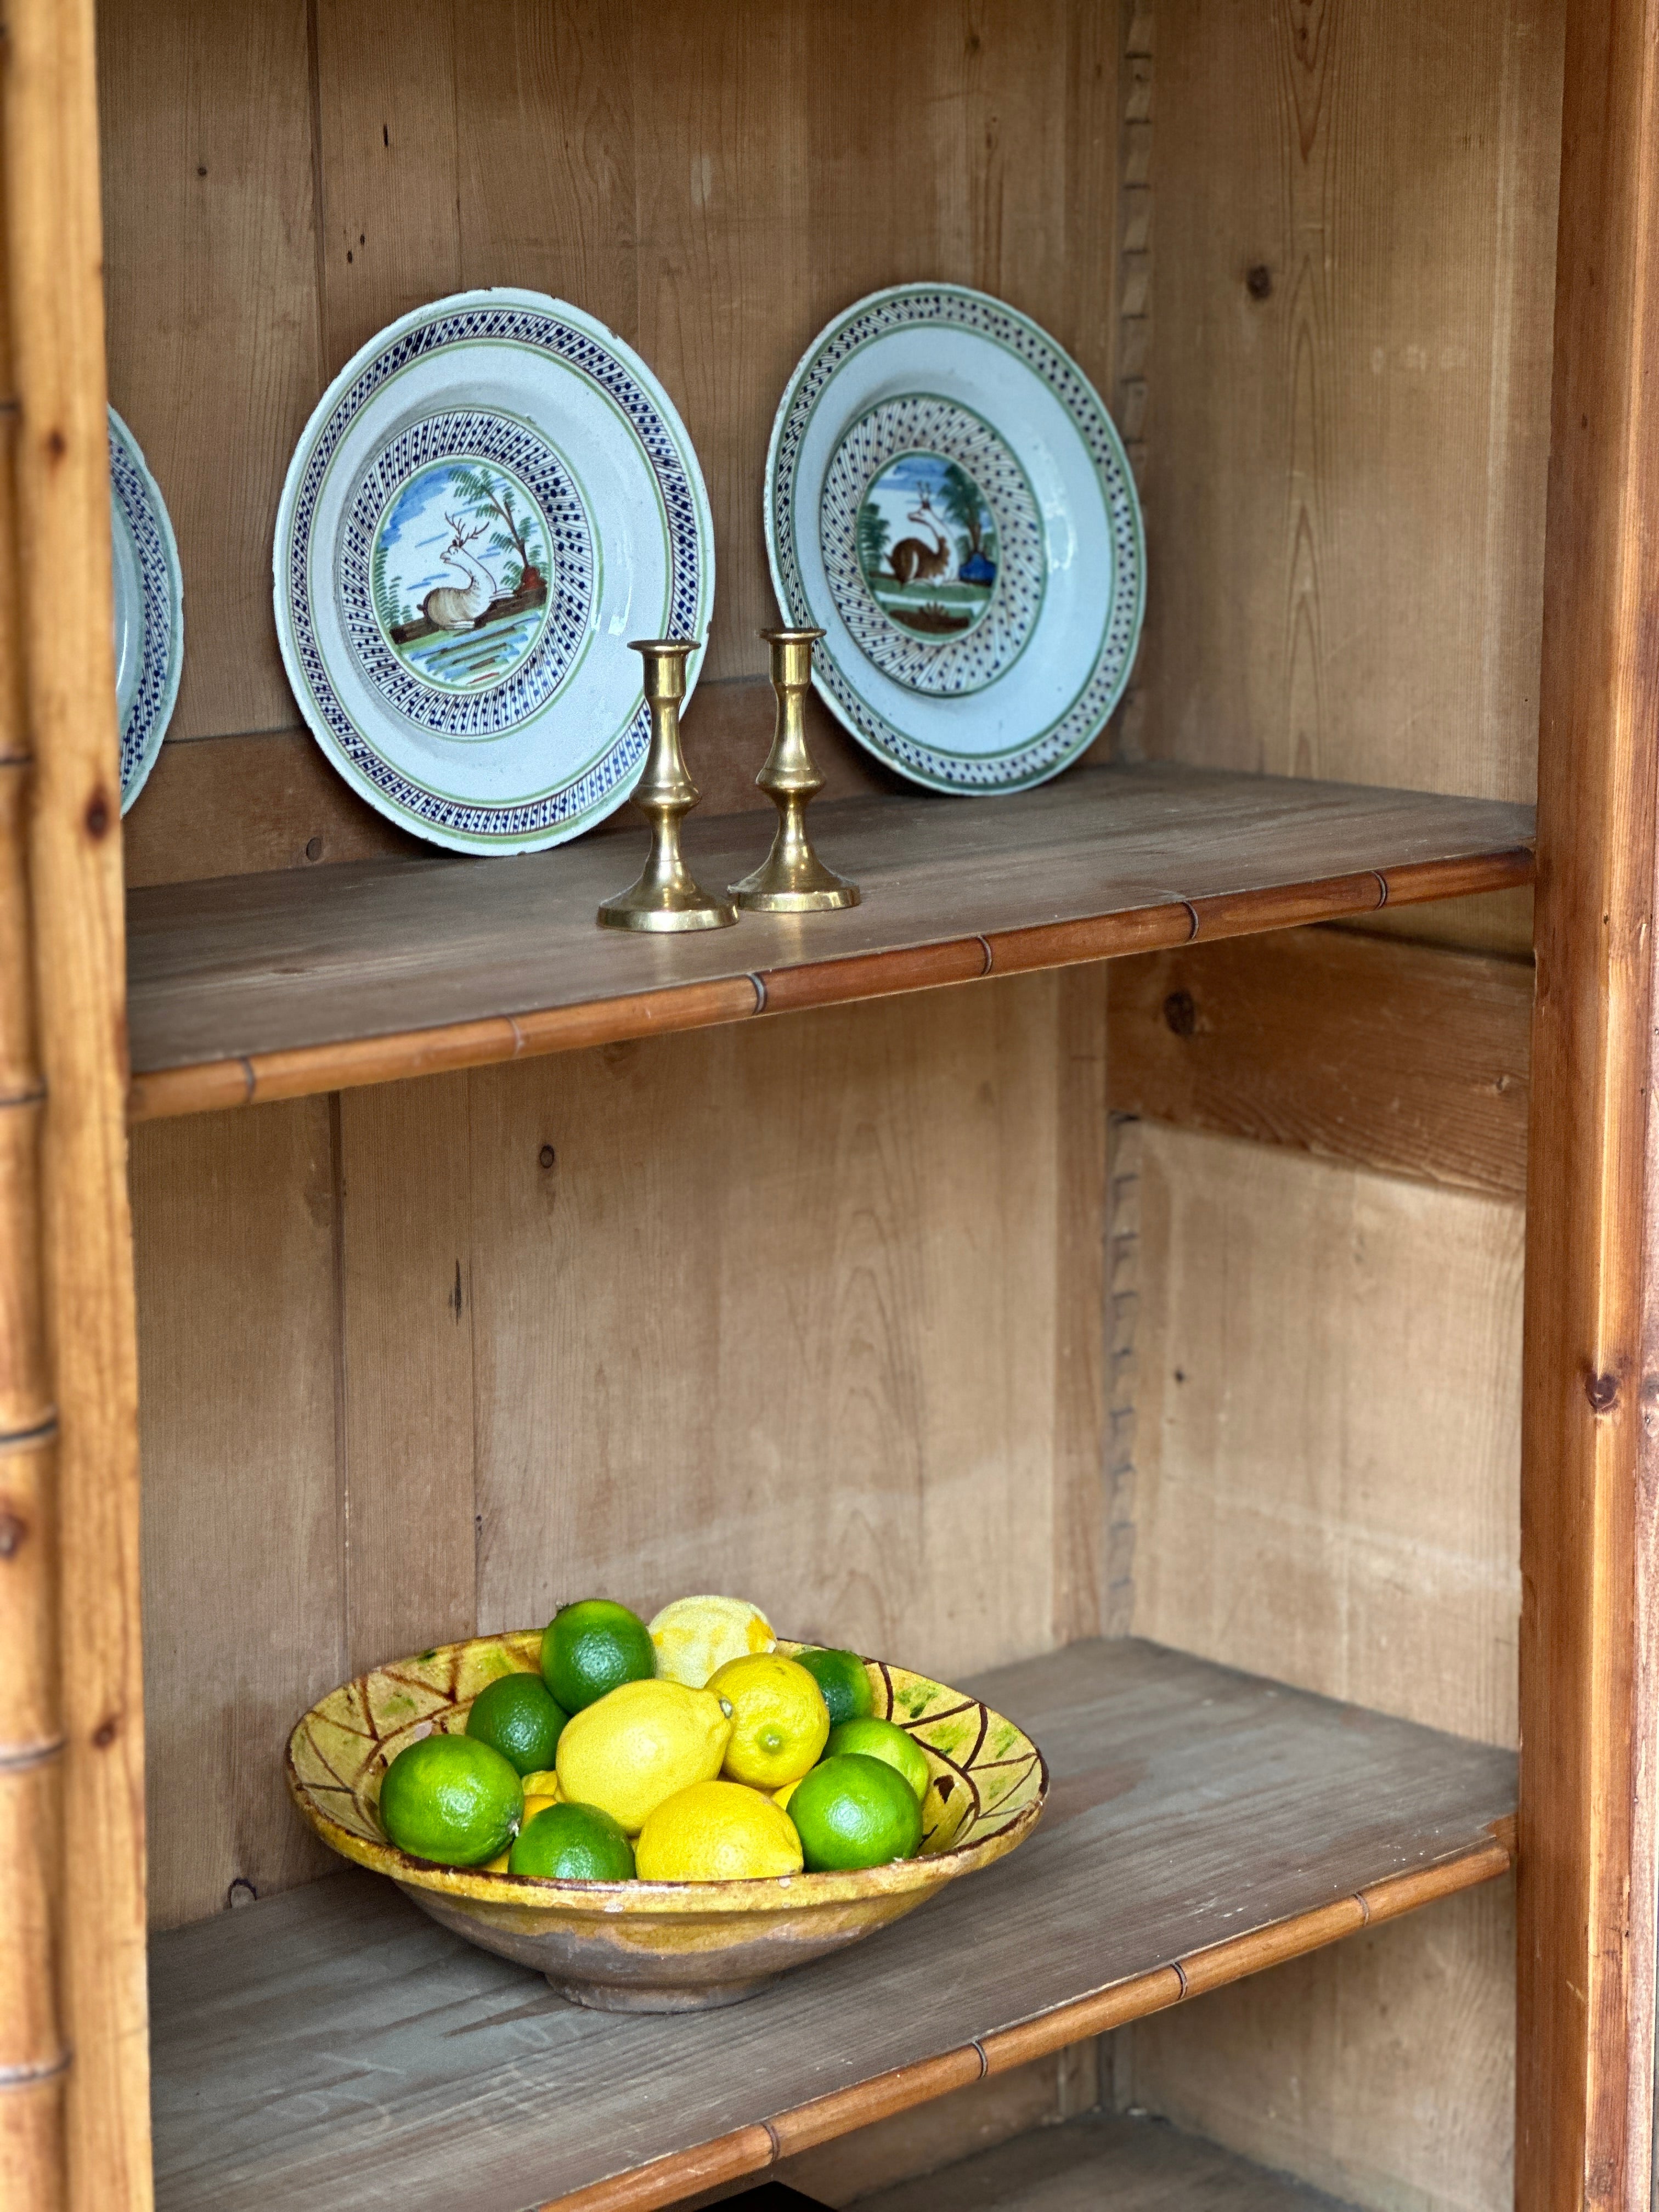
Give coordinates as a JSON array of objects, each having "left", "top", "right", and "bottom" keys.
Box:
[
  {"left": 1519, "top": 2, "right": 1659, "bottom": 2204},
  {"left": 0, "top": 2, "right": 149, "bottom": 2208}
]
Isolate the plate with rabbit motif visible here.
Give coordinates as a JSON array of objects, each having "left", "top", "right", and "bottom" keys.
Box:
[
  {"left": 274, "top": 289, "right": 714, "bottom": 855},
  {"left": 765, "top": 285, "right": 1144, "bottom": 794},
  {"left": 109, "top": 407, "right": 184, "bottom": 812}
]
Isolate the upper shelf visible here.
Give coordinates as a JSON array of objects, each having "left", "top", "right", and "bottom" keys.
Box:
[
  {"left": 146, "top": 1637, "right": 1515, "bottom": 2212},
  {"left": 125, "top": 763, "right": 1535, "bottom": 1122}
]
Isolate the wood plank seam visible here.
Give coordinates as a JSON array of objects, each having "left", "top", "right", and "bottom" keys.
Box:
[
  {"left": 124, "top": 847, "right": 1537, "bottom": 1125},
  {"left": 526, "top": 1837, "right": 1516, "bottom": 2212}
]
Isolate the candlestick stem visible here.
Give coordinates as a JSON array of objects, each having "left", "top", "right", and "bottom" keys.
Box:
[
  {"left": 730, "top": 627, "right": 860, "bottom": 912},
  {"left": 597, "top": 640, "right": 736, "bottom": 933}
]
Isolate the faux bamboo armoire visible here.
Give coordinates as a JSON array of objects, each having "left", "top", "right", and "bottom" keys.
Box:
[{"left": 1, "top": 0, "right": 1656, "bottom": 2208}]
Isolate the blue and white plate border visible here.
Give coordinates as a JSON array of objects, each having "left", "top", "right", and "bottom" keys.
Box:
[
  {"left": 109, "top": 406, "right": 184, "bottom": 814},
  {"left": 273, "top": 287, "right": 714, "bottom": 857},
  {"left": 765, "top": 283, "right": 1146, "bottom": 796}
]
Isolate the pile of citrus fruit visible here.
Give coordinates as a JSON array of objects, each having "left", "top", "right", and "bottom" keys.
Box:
[{"left": 375, "top": 1595, "right": 930, "bottom": 1884}]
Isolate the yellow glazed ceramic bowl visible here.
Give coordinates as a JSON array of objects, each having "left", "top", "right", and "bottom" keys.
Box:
[{"left": 286, "top": 1630, "right": 1047, "bottom": 2011}]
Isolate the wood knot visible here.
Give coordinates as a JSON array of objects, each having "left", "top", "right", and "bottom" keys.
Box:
[
  {"left": 227, "top": 1877, "right": 258, "bottom": 1909},
  {"left": 83, "top": 788, "right": 111, "bottom": 839},
  {"left": 0, "top": 1506, "right": 25, "bottom": 1557},
  {"left": 1586, "top": 1370, "right": 1621, "bottom": 1415},
  {"left": 538, "top": 1144, "right": 555, "bottom": 1169},
  {"left": 43, "top": 427, "right": 66, "bottom": 463},
  {"left": 92, "top": 1714, "right": 120, "bottom": 1749},
  {"left": 1163, "top": 989, "right": 1197, "bottom": 1038},
  {"left": 1246, "top": 264, "right": 1273, "bottom": 301},
  {"left": 304, "top": 836, "right": 322, "bottom": 861}
]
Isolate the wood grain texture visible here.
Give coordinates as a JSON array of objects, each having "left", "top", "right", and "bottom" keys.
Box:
[
  {"left": 777, "top": 2048, "right": 1100, "bottom": 2207},
  {"left": 97, "top": 0, "right": 322, "bottom": 745},
  {"left": 1122, "top": 1881, "right": 1515, "bottom": 2212},
  {"left": 464, "top": 977, "right": 1065, "bottom": 1686},
  {"left": 1107, "top": 928, "right": 1533, "bottom": 1200},
  {"left": 93, "top": 0, "right": 1124, "bottom": 866},
  {"left": 1141, "top": 0, "right": 1561, "bottom": 804},
  {"left": 129, "top": 1103, "right": 342, "bottom": 1931},
  {"left": 852, "top": 2105, "right": 1355, "bottom": 2212},
  {"left": 1519, "top": 1, "right": 1659, "bottom": 2202},
  {"left": 118, "top": 686, "right": 895, "bottom": 893},
  {"left": 1131, "top": 1127, "right": 1523, "bottom": 1751},
  {"left": 145, "top": 1637, "right": 1516, "bottom": 2212},
  {"left": 338, "top": 1075, "right": 478, "bottom": 1675},
  {"left": 120, "top": 765, "right": 1534, "bottom": 1118},
  {"left": 2, "top": 0, "right": 150, "bottom": 2201}
]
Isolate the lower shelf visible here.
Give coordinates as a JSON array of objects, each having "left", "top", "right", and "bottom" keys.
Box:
[
  {"left": 849, "top": 2108, "right": 1357, "bottom": 2212},
  {"left": 146, "top": 1638, "right": 1514, "bottom": 2212}
]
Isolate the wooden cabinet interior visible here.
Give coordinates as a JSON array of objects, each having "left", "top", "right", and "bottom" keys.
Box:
[{"left": 2, "top": 0, "right": 1652, "bottom": 2209}]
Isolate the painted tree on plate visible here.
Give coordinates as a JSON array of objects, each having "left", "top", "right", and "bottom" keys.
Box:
[
  {"left": 371, "top": 537, "right": 411, "bottom": 634},
  {"left": 939, "top": 463, "right": 989, "bottom": 564},
  {"left": 449, "top": 465, "right": 546, "bottom": 597},
  {"left": 856, "top": 501, "right": 890, "bottom": 579}
]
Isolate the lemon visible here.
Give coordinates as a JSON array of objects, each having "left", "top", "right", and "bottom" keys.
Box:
[
  {"left": 826, "top": 1716, "right": 930, "bottom": 1803},
  {"left": 520, "top": 1769, "right": 561, "bottom": 1799},
  {"left": 772, "top": 1776, "right": 803, "bottom": 1812},
  {"left": 708, "top": 1652, "right": 831, "bottom": 1788},
  {"left": 378, "top": 1733, "right": 522, "bottom": 1867},
  {"left": 648, "top": 1594, "right": 776, "bottom": 1688},
  {"left": 555, "top": 1677, "right": 731, "bottom": 1832},
  {"left": 636, "top": 1779, "right": 804, "bottom": 1880}
]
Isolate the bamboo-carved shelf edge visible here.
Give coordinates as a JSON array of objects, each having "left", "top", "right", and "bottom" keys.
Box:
[
  {"left": 538, "top": 1820, "right": 1515, "bottom": 2212},
  {"left": 125, "top": 845, "right": 1534, "bottom": 1124}
]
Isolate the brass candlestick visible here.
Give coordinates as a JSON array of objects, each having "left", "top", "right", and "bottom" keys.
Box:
[
  {"left": 730, "top": 627, "right": 860, "bottom": 912},
  {"left": 597, "top": 639, "right": 736, "bottom": 933}
]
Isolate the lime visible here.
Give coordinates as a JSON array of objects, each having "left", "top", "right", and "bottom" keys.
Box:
[
  {"left": 378, "top": 1732, "right": 523, "bottom": 1867},
  {"left": 648, "top": 1594, "right": 776, "bottom": 1688},
  {"left": 636, "top": 1779, "right": 804, "bottom": 1880},
  {"left": 708, "top": 1652, "right": 830, "bottom": 1788},
  {"left": 510, "top": 1801, "right": 636, "bottom": 1881},
  {"left": 541, "top": 1599, "right": 656, "bottom": 1712},
  {"left": 826, "top": 1716, "right": 930, "bottom": 1803},
  {"left": 793, "top": 1647, "right": 874, "bottom": 1729},
  {"left": 787, "top": 1752, "right": 923, "bottom": 1871},
  {"left": 555, "top": 1677, "right": 732, "bottom": 1832},
  {"left": 466, "top": 1672, "right": 568, "bottom": 1775}
]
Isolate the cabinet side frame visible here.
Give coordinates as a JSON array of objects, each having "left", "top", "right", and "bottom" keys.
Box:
[
  {"left": 0, "top": 0, "right": 151, "bottom": 2205},
  {"left": 1520, "top": 2, "right": 1659, "bottom": 2203}
]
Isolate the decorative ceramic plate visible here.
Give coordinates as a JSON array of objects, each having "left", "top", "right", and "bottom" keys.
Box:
[
  {"left": 274, "top": 289, "right": 714, "bottom": 855},
  {"left": 108, "top": 407, "right": 183, "bottom": 811},
  {"left": 766, "top": 284, "right": 1144, "bottom": 794},
  {"left": 287, "top": 1631, "right": 1047, "bottom": 2011}
]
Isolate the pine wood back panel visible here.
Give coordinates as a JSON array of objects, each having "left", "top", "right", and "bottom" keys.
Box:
[
  {"left": 98, "top": 0, "right": 1122, "bottom": 889},
  {"left": 132, "top": 974, "right": 1103, "bottom": 1932}
]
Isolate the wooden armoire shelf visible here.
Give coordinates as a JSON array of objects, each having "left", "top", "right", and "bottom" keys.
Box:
[
  {"left": 147, "top": 1638, "right": 1515, "bottom": 2212},
  {"left": 123, "top": 763, "right": 1534, "bottom": 1122}
]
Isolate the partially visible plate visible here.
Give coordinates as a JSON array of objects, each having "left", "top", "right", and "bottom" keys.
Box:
[
  {"left": 274, "top": 289, "right": 714, "bottom": 855},
  {"left": 765, "top": 284, "right": 1144, "bottom": 794},
  {"left": 109, "top": 407, "right": 184, "bottom": 811}
]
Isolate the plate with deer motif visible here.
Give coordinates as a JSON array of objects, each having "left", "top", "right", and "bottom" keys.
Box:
[
  {"left": 274, "top": 289, "right": 714, "bottom": 855},
  {"left": 109, "top": 407, "right": 184, "bottom": 812},
  {"left": 765, "top": 285, "right": 1144, "bottom": 793}
]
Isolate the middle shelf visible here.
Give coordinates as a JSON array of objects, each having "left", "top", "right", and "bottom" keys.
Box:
[{"left": 147, "top": 1635, "right": 1516, "bottom": 2212}]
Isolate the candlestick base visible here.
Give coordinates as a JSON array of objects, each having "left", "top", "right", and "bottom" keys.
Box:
[
  {"left": 731, "top": 625, "right": 861, "bottom": 915},
  {"left": 597, "top": 638, "right": 737, "bottom": 933}
]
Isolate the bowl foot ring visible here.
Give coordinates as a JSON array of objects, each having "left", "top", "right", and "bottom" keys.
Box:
[{"left": 544, "top": 1973, "right": 778, "bottom": 2012}]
